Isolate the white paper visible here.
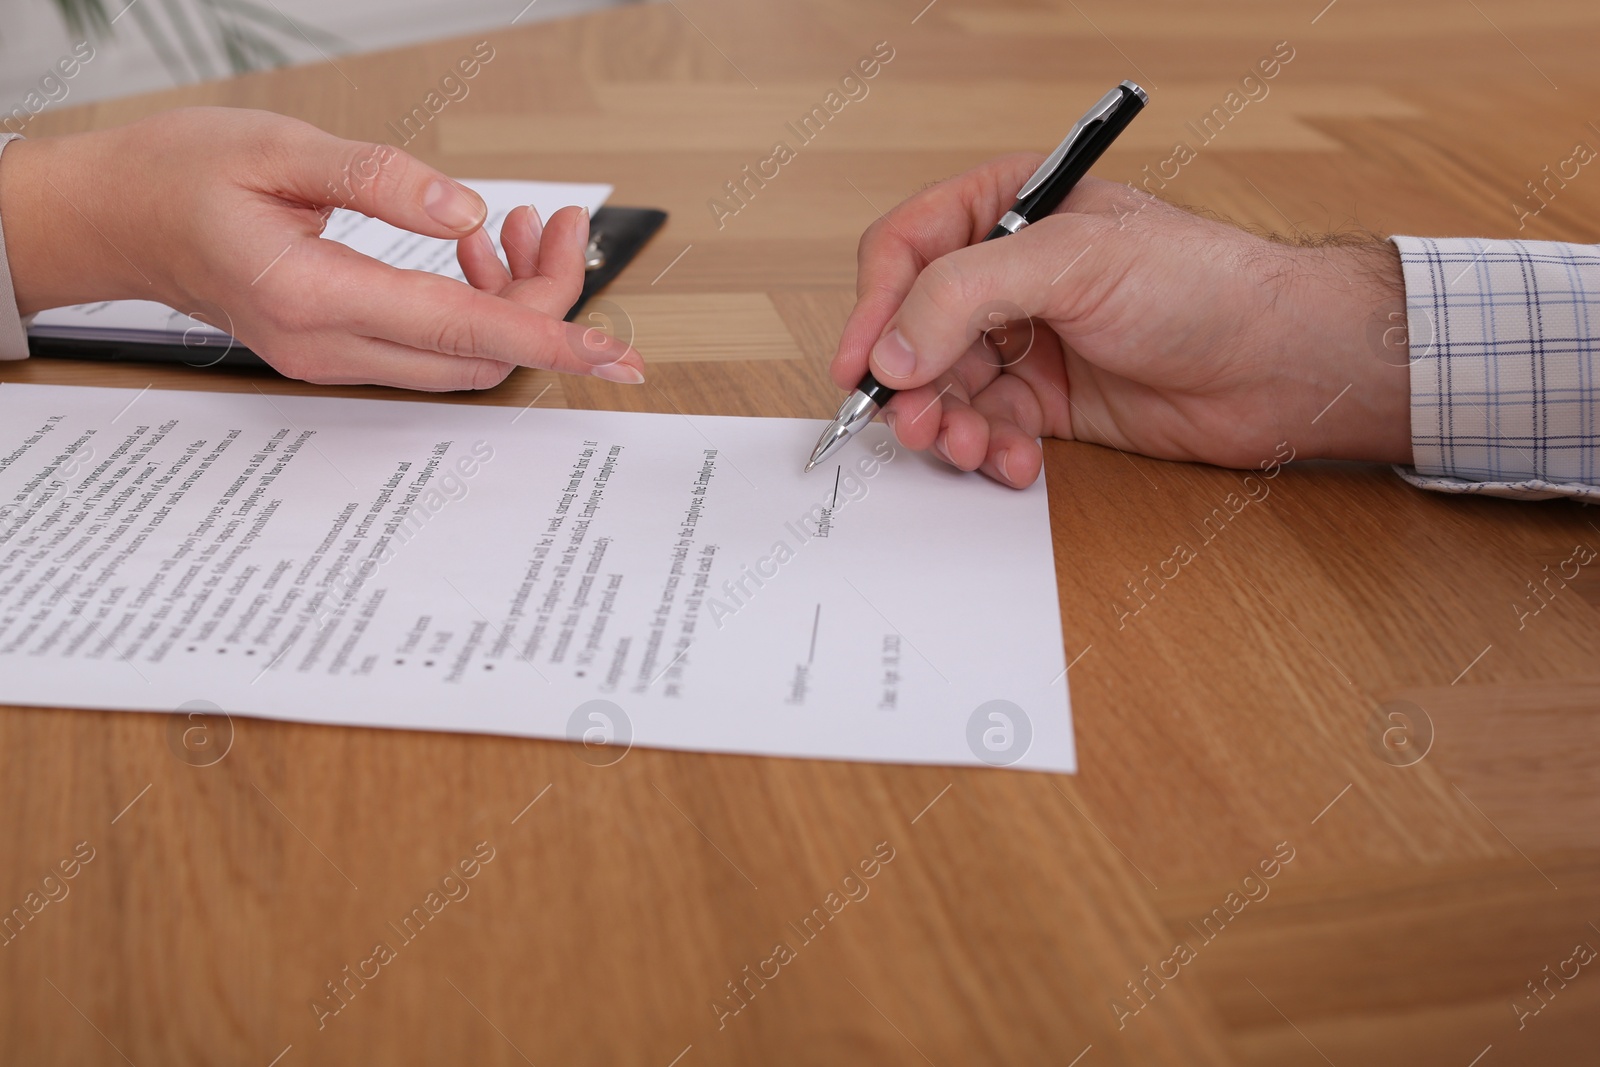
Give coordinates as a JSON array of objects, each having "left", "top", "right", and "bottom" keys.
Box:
[
  {"left": 28, "top": 180, "right": 612, "bottom": 344},
  {"left": 0, "top": 384, "right": 1072, "bottom": 771}
]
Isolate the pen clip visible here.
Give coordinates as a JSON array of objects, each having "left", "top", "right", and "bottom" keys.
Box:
[{"left": 1015, "top": 86, "right": 1127, "bottom": 201}]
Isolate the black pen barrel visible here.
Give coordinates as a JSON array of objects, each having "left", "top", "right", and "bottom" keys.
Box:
[{"left": 1014, "top": 87, "right": 1145, "bottom": 221}]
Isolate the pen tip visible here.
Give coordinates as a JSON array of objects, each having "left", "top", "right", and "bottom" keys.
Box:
[{"left": 804, "top": 460, "right": 815, "bottom": 473}]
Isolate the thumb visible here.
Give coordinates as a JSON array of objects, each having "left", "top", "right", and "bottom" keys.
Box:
[
  {"left": 866, "top": 212, "right": 1110, "bottom": 390},
  {"left": 270, "top": 125, "right": 487, "bottom": 238}
]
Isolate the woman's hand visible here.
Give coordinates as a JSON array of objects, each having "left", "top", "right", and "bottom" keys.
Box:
[
  {"left": 0, "top": 106, "right": 643, "bottom": 390},
  {"left": 830, "top": 155, "right": 1412, "bottom": 487}
]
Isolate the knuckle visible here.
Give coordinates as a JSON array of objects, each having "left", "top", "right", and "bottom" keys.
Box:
[
  {"left": 857, "top": 216, "right": 891, "bottom": 261},
  {"left": 856, "top": 209, "right": 919, "bottom": 266},
  {"left": 355, "top": 142, "right": 406, "bottom": 199},
  {"left": 468, "top": 359, "right": 513, "bottom": 391},
  {"left": 425, "top": 304, "right": 482, "bottom": 358},
  {"left": 394, "top": 274, "right": 483, "bottom": 357}
]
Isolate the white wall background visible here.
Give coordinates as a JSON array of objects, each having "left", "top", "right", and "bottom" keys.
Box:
[{"left": 0, "top": 0, "right": 634, "bottom": 115}]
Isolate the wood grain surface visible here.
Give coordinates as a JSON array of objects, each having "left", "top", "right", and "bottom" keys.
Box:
[{"left": 2, "top": 0, "right": 1599, "bottom": 1064}]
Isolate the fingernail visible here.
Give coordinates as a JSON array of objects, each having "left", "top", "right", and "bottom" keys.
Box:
[
  {"left": 933, "top": 432, "right": 954, "bottom": 465},
  {"left": 592, "top": 362, "right": 644, "bottom": 385},
  {"left": 424, "top": 179, "right": 486, "bottom": 232},
  {"left": 525, "top": 204, "right": 544, "bottom": 239},
  {"left": 883, "top": 409, "right": 897, "bottom": 434},
  {"left": 871, "top": 328, "right": 917, "bottom": 381},
  {"left": 996, "top": 448, "right": 1014, "bottom": 483}
]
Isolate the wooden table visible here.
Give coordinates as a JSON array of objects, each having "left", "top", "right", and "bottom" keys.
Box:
[{"left": 4, "top": 0, "right": 1598, "bottom": 1063}]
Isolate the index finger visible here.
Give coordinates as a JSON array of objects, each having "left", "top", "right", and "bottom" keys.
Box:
[{"left": 829, "top": 153, "right": 1043, "bottom": 390}]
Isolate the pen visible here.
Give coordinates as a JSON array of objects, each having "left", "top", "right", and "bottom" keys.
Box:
[{"left": 805, "top": 79, "right": 1148, "bottom": 473}]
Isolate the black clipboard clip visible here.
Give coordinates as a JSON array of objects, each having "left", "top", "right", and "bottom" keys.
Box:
[{"left": 569, "top": 206, "right": 666, "bottom": 322}]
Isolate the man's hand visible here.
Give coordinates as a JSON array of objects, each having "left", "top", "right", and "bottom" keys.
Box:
[
  {"left": 830, "top": 155, "right": 1412, "bottom": 487},
  {"left": 0, "top": 107, "right": 643, "bottom": 390}
]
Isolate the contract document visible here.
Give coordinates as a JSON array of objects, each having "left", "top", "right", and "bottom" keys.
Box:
[
  {"left": 27, "top": 180, "right": 611, "bottom": 345},
  {"left": 0, "top": 384, "right": 1073, "bottom": 771}
]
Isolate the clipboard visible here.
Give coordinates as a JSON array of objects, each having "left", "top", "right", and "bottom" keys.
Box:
[{"left": 27, "top": 205, "right": 668, "bottom": 371}]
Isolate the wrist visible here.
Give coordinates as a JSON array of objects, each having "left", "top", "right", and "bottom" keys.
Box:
[
  {"left": 1270, "top": 241, "right": 1413, "bottom": 465},
  {"left": 0, "top": 131, "right": 154, "bottom": 314}
]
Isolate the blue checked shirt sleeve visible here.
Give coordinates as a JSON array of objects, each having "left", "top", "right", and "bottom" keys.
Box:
[{"left": 1390, "top": 236, "right": 1600, "bottom": 501}]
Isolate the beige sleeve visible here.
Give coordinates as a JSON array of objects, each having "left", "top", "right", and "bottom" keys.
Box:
[{"left": 0, "top": 133, "right": 32, "bottom": 360}]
